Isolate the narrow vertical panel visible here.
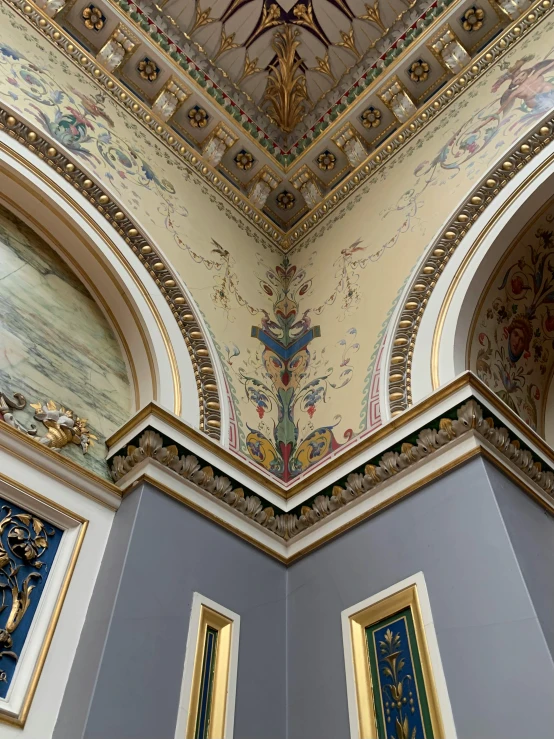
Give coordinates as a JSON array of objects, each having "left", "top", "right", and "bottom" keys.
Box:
[
  {"left": 195, "top": 627, "right": 218, "bottom": 739},
  {"left": 346, "top": 585, "right": 446, "bottom": 739},
  {"left": 182, "top": 599, "right": 239, "bottom": 739},
  {"left": 366, "top": 607, "right": 432, "bottom": 738}
]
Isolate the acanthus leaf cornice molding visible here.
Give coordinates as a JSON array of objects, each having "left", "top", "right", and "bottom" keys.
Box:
[{"left": 104, "top": 373, "right": 554, "bottom": 559}]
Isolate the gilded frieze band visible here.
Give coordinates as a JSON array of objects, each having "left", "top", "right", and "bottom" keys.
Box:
[{"left": 0, "top": 106, "right": 222, "bottom": 439}]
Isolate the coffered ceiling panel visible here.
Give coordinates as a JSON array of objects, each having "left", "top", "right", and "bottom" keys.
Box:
[
  {"left": 41, "top": 0, "right": 516, "bottom": 237},
  {"left": 161, "top": 0, "right": 428, "bottom": 142}
]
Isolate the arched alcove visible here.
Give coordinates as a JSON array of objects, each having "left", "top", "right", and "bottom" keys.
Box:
[
  {"left": 468, "top": 195, "right": 554, "bottom": 435},
  {"left": 400, "top": 141, "right": 554, "bottom": 442},
  {"left": 0, "top": 131, "right": 231, "bottom": 447},
  {"left": 0, "top": 200, "right": 132, "bottom": 476}
]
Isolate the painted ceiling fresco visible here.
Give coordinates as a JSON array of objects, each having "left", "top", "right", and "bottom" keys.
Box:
[
  {"left": 158, "top": 0, "right": 433, "bottom": 139},
  {"left": 470, "top": 198, "right": 554, "bottom": 435},
  {"left": 1, "top": 0, "right": 554, "bottom": 484}
]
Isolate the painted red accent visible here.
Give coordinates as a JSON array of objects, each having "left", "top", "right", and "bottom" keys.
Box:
[
  {"left": 279, "top": 442, "right": 293, "bottom": 482},
  {"left": 281, "top": 370, "right": 290, "bottom": 386}
]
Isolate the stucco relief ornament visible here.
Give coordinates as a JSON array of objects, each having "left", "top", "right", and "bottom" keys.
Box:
[
  {"left": 408, "top": 59, "right": 430, "bottom": 82},
  {"left": 30, "top": 401, "right": 96, "bottom": 453},
  {"left": 461, "top": 6, "right": 485, "bottom": 32},
  {"left": 137, "top": 57, "right": 159, "bottom": 82},
  {"left": 0, "top": 390, "right": 35, "bottom": 435},
  {"left": 82, "top": 4, "right": 105, "bottom": 31},
  {"left": 317, "top": 151, "right": 336, "bottom": 170},
  {"left": 361, "top": 106, "right": 382, "bottom": 128},
  {"left": 188, "top": 106, "right": 209, "bottom": 128},
  {"left": 0, "top": 389, "right": 95, "bottom": 454},
  {"left": 234, "top": 150, "right": 254, "bottom": 171}
]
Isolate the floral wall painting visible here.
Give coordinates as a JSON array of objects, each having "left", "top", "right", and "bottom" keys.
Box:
[
  {"left": 470, "top": 200, "right": 554, "bottom": 434},
  {"left": 2, "top": 0, "right": 554, "bottom": 480}
]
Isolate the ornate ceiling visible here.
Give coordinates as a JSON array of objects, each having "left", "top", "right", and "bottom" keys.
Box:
[
  {"left": 40, "top": 0, "right": 520, "bottom": 236},
  {"left": 158, "top": 0, "right": 435, "bottom": 141}
]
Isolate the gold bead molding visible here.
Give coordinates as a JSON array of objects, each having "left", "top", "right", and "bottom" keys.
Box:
[
  {"left": 388, "top": 117, "right": 554, "bottom": 416},
  {"left": 0, "top": 108, "right": 222, "bottom": 439},
  {"left": 5, "top": 0, "right": 553, "bottom": 253}
]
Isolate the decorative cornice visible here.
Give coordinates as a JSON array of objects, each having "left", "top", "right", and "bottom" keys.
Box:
[
  {"left": 0, "top": 106, "right": 222, "bottom": 438},
  {"left": 8, "top": 0, "right": 548, "bottom": 250},
  {"left": 112, "top": 0, "right": 459, "bottom": 160},
  {"left": 288, "top": 1, "right": 553, "bottom": 250},
  {"left": 387, "top": 115, "right": 554, "bottom": 415},
  {"left": 109, "top": 396, "right": 554, "bottom": 543},
  {"left": 0, "top": 418, "right": 121, "bottom": 511}
]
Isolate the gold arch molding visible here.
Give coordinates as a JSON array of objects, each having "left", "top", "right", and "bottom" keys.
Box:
[
  {"left": 388, "top": 115, "right": 554, "bottom": 416},
  {"left": 0, "top": 106, "right": 222, "bottom": 438}
]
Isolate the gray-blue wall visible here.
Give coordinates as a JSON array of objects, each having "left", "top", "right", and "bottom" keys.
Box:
[
  {"left": 54, "top": 484, "right": 286, "bottom": 739},
  {"left": 55, "top": 457, "right": 554, "bottom": 739},
  {"left": 286, "top": 456, "right": 554, "bottom": 739}
]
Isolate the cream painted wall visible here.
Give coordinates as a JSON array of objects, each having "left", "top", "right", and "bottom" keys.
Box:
[
  {"left": 294, "top": 12, "right": 554, "bottom": 447},
  {"left": 0, "top": 1, "right": 281, "bottom": 458}
]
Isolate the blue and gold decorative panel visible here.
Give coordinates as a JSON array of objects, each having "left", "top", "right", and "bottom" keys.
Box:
[
  {"left": 0, "top": 496, "right": 62, "bottom": 697},
  {"left": 366, "top": 607, "right": 433, "bottom": 739},
  {"left": 348, "top": 585, "right": 444, "bottom": 739}
]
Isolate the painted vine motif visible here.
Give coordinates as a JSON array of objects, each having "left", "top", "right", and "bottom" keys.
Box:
[
  {"left": 472, "top": 209, "right": 554, "bottom": 432},
  {"left": 367, "top": 609, "right": 433, "bottom": 739},
  {"left": 181, "top": 240, "right": 360, "bottom": 481},
  {"left": 0, "top": 498, "right": 62, "bottom": 697}
]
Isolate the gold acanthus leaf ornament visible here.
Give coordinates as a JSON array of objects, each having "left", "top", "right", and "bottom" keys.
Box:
[
  {"left": 263, "top": 25, "right": 309, "bottom": 134},
  {"left": 1, "top": 388, "right": 96, "bottom": 454}
]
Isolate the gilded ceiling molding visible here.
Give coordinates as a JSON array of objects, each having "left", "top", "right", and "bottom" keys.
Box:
[
  {"left": 8, "top": 0, "right": 550, "bottom": 251},
  {"left": 289, "top": 1, "right": 553, "bottom": 250},
  {"left": 387, "top": 115, "right": 554, "bottom": 416},
  {"left": 0, "top": 107, "right": 222, "bottom": 439},
  {"left": 110, "top": 397, "right": 554, "bottom": 544},
  {"left": 9, "top": 0, "right": 283, "bottom": 248},
  {"left": 109, "top": 0, "right": 460, "bottom": 160}
]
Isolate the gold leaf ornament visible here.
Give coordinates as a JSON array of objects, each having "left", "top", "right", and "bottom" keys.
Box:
[
  {"left": 461, "top": 6, "right": 485, "bottom": 32},
  {"left": 263, "top": 26, "right": 309, "bottom": 133},
  {"left": 82, "top": 4, "right": 105, "bottom": 31}
]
